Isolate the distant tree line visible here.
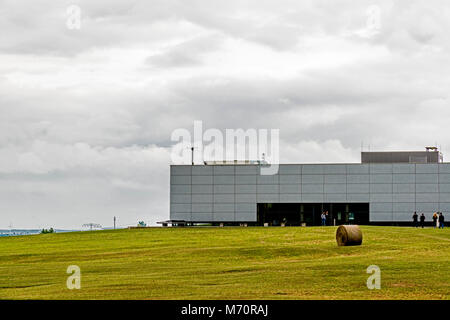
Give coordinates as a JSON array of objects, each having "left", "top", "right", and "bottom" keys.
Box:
[{"left": 41, "top": 228, "right": 54, "bottom": 234}]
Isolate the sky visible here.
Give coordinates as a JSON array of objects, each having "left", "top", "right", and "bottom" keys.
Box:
[{"left": 1, "top": 0, "right": 450, "bottom": 229}]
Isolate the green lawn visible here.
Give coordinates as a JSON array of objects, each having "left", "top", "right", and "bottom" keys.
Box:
[{"left": 0, "top": 226, "right": 449, "bottom": 300}]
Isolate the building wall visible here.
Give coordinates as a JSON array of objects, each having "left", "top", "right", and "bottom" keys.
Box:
[{"left": 170, "top": 163, "right": 450, "bottom": 222}]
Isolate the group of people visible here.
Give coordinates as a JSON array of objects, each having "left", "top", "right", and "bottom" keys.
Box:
[{"left": 412, "top": 211, "right": 445, "bottom": 229}]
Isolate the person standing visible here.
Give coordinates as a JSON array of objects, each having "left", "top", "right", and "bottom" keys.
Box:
[
  {"left": 321, "top": 212, "right": 326, "bottom": 226},
  {"left": 439, "top": 212, "right": 445, "bottom": 229},
  {"left": 412, "top": 212, "right": 418, "bottom": 228},
  {"left": 420, "top": 213, "right": 425, "bottom": 228},
  {"left": 432, "top": 212, "right": 438, "bottom": 228}
]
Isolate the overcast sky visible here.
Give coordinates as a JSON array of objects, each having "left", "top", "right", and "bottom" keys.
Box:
[{"left": 1, "top": 0, "right": 450, "bottom": 229}]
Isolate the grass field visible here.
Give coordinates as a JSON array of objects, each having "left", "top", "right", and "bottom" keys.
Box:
[{"left": 0, "top": 226, "right": 449, "bottom": 300}]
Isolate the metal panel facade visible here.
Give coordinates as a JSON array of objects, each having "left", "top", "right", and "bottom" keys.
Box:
[{"left": 170, "top": 163, "right": 450, "bottom": 222}]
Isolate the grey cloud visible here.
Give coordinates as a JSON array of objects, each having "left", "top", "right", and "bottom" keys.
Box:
[
  {"left": 1, "top": 0, "right": 450, "bottom": 228},
  {"left": 145, "top": 34, "right": 223, "bottom": 68},
  {"left": 2, "top": 0, "right": 449, "bottom": 57}
]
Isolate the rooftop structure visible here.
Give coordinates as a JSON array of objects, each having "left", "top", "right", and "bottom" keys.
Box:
[{"left": 361, "top": 148, "right": 443, "bottom": 164}]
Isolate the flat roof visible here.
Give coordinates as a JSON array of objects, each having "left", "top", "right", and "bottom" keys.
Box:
[{"left": 170, "top": 162, "right": 450, "bottom": 166}]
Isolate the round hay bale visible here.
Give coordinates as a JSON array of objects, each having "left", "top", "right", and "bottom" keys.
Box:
[{"left": 336, "top": 225, "right": 362, "bottom": 246}]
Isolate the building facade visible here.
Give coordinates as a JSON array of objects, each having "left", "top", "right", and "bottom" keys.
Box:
[{"left": 169, "top": 151, "right": 449, "bottom": 225}]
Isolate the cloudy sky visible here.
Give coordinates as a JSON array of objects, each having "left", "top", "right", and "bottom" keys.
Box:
[{"left": 1, "top": 0, "right": 449, "bottom": 229}]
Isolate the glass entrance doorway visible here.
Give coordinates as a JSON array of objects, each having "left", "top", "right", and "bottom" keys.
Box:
[{"left": 256, "top": 203, "right": 369, "bottom": 226}]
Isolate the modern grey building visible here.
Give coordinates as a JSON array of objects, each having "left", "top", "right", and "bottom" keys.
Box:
[{"left": 169, "top": 149, "right": 449, "bottom": 226}]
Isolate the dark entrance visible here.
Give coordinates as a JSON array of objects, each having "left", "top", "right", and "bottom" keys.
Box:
[{"left": 257, "top": 203, "right": 369, "bottom": 226}]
